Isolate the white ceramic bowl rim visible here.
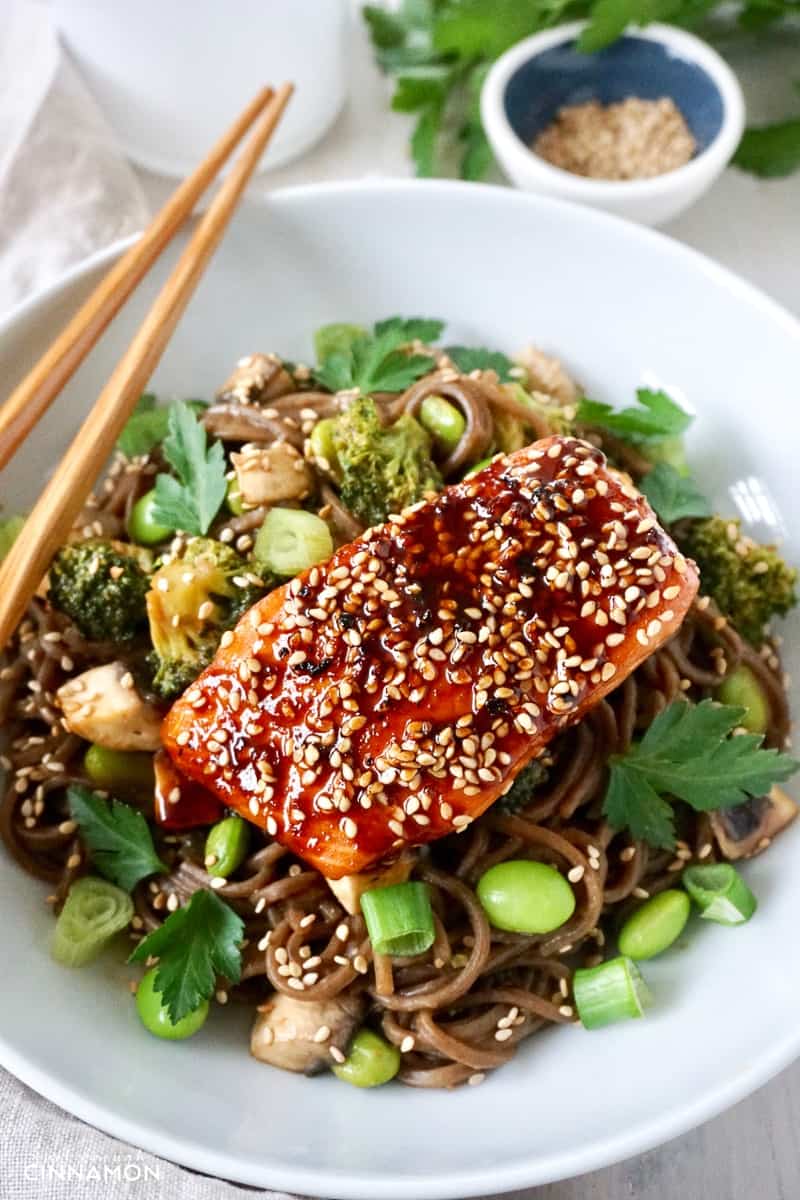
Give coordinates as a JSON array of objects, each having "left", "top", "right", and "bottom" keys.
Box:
[
  {"left": 0, "top": 180, "right": 799, "bottom": 1200},
  {"left": 481, "top": 21, "right": 746, "bottom": 198}
]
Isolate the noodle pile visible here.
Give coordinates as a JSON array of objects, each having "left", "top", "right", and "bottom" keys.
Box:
[{"left": 0, "top": 351, "right": 792, "bottom": 1087}]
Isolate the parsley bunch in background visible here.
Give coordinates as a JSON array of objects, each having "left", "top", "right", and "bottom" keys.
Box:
[{"left": 363, "top": 0, "right": 800, "bottom": 180}]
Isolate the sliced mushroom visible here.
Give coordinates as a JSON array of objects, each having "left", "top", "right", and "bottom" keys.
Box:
[
  {"left": 515, "top": 345, "right": 579, "bottom": 406},
  {"left": 710, "top": 785, "right": 798, "bottom": 859},
  {"left": 217, "top": 353, "right": 294, "bottom": 406},
  {"left": 57, "top": 662, "right": 162, "bottom": 751},
  {"left": 231, "top": 442, "right": 312, "bottom": 507},
  {"left": 326, "top": 854, "right": 414, "bottom": 916},
  {"left": 203, "top": 403, "right": 304, "bottom": 449},
  {"left": 251, "top": 992, "right": 365, "bottom": 1075}
]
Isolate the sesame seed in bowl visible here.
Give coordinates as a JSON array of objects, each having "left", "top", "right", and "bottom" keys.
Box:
[{"left": 481, "top": 22, "right": 745, "bottom": 226}]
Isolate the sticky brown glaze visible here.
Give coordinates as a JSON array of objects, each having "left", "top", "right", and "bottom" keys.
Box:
[{"left": 163, "top": 436, "right": 698, "bottom": 878}]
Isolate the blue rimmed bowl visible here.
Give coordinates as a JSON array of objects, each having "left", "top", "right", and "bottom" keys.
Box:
[{"left": 481, "top": 22, "right": 745, "bottom": 226}]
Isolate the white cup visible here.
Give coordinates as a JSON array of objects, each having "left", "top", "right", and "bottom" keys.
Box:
[{"left": 53, "top": 0, "right": 349, "bottom": 177}]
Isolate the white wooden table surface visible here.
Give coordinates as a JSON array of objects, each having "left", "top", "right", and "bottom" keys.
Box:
[{"left": 138, "top": 17, "right": 800, "bottom": 1198}]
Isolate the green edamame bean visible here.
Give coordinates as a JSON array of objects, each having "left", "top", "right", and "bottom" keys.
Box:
[
  {"left": 618, "top": 889, "right": 691, "bottom": 960},
  {"left": 204, "top": 815, "right": 250, "bottom": 878},
  {"left": 308, "top": 418, "right": 340, "bottom": 474},
  {"left": 226, "top": 477, "right": 249, "bottom": 516},
  {"left": 127, "top": 489, "right": 173, "bottom": 546},
  {"left": 84, "top": 745, "right": 154, "bottom": 792},
  {"left": 419, "top": 395, "right": 466, "bottom": 454},
  {"left": 476, "top": 860, "right": 576, "bottom": 934},
  {"left": 331, "top": 1029, "right": 400, "bottom": 1088},
  {"left": 718, "top": 665, "right": 769, "bottom": 735},
  {"left": 135, "top": 968, "right": 208, "bottom": 1040}
]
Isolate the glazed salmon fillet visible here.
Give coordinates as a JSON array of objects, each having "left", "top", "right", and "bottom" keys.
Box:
[{"left": 163, "top": 436, "right": 698, "bottom": 877}]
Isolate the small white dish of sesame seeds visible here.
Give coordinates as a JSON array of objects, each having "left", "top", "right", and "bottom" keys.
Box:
[
  {"left": 0, "top": 181, "right": 798, "bottom": 1198},
  {"left": 481, "top": 23, "right": 745, "bottom": 227}
]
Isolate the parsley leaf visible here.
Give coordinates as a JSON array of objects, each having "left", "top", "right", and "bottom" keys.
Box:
[
  {"left": 577, "top": 388, "right": 693, "bottom": 443},
  {"left": 578, "top": 0, "right": 684, "bottom": 52},
  {"left": 68, "top": 786, "right": 167, "bottom": 892},
  {"left": 151, "top": 402, "right": 227, "bottom": 536},
  {"left": 640, "top": 462, "right": 711, "bottom": 524},
  {"left": 603, "top": 700, "right": 799, "bottom": 849},
  {"left": 374, "top": 317, "right": 445, "bottom": 342},
  {"left": 445, "top": 345, "right": 514, "bottom": 380},
  {"left": 315, "top": 317, "right": 444, "bottom": 394},
  {"left": 733, "top": 118, "right": 800, "bottom": 179},
  {"left": 433, "top": 0, "right": 547, "bottom": 59},
  {"left": 363, "top": 5, "right": 408, "bottom": 47},
  {"left": 391, "top": 66, "right": 454, "bottom": 113},
  {"left": 412, "top": 105, "right": 443, "bottom": 176},
  {"left": 364, "top": 1, "right": 800, "bottom": 183},
  {"left": 604, "top": 768, "right": 677, "bottom": 849},
  {"left": 129, "top": 889, "right": 244, "bottom": 1023},
  {"left": 117, "top": 394, "right": 169, "bottom": 459}
]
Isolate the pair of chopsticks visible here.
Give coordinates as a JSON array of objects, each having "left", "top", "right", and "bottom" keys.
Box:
[{"left": 0, "top": 83, "right": 293, "bottom": 652}]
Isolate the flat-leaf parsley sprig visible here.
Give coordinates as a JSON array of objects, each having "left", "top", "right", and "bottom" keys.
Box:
[
  {"left": 151, "top": 401, "right": 228, "bottom": 536},
  {"left": 68, "top": 786, "right": 167, "bottom": 892},
  {"left": 314, "top": 316, "right": 445, "bottom": 394},
  {"left": 129, "top": 889, "right": 244, "bottom": 1024},
  {"left": 603, "top": 700, "right": 798, "bottom": 849}
]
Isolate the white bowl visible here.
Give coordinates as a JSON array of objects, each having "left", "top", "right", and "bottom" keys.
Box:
[
  {"left": 0, "top": 181, "right": 798, "bottom": 1198},
  {"left": 53, "top": 0, "right": 349, "bottom": 177},
  {"left": 481, "top": 23, "right": 745, "bottom": 226}
]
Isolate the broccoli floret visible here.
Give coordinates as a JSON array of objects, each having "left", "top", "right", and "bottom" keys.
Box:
[
  {"left": 146, "top": 537, "right": 266, "bottom": 699},
  {"left": 49, "top": 540, "right": 150, "bottom": 642},
  {"left": 498, "top": 758, "right": 549, "bottom": 812},
  {"left": 332, "top": 395, "right": 442, "bottom": 528},
  {"left": 680, "top": 516, "right": 797, "bottom": 645}
]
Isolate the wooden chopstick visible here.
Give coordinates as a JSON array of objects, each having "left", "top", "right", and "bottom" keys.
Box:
[
  {"left": 0, "top": 83, "right": 293, "bottom": 651},
  {"left": 0, "top": 85, "right": 277, "bottom": 471}
]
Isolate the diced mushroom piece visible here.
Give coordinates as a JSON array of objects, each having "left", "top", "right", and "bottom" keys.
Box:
[
  {"left": 515, "top": 345, "right": 579, "bottom": 406},
  {"left": 57, "top": 662, "right": 163, "bottom": 751},
  {"left": 231, "top": 441, "right": 312, "bottom": 507},
  {"left": 710, "top": 785, "right": 799, "bottom": 859},
  {"left": 251, "top": 992, "right": 365, "bottom": 1075},
  {"left": 326, "top": 854, "right": 414, "bottom": 916},
  {"left": 217, "top": 353, "right": 294, "bottom": 406}
]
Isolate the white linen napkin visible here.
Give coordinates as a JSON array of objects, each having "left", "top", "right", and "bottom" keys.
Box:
[
  {"left": 0, "top": 1, "right": 149, "bottom": 316},
  {"left": 0, "top": 1070, "right": 299, "bottom": 1199}
]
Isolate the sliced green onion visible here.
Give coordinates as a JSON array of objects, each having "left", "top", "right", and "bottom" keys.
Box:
[
  {"left": 573, "top": 955, "right": 651, "bottom": 1030},
  {"left": 51, "top": 877, "right": 134, "bottom": 967},
  {"left": 254, "top": 507, "right": 334, "bottom": 576},
  {"left": 618, "top": 889, "right": 691, "bottom": 960},
  {"left": 419, "top": 395, "right": 466, "bottom": 453},
  {"left": 683, "top": 863, "right": 757, "bottom": 925},
  {"left": 361, "top": 881, "right": 435, "bottom": 957},
  {"left": 332, "top": 1028, "right": 400, "bottom": 1088}
]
